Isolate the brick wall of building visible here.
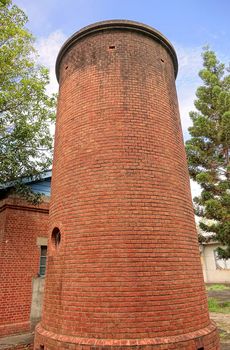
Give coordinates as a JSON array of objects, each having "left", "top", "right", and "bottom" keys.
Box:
[{"left": 0, "top": 196, "right": 49, "bottom": 337}]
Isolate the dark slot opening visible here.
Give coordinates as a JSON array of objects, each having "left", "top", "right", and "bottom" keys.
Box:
[
  {"left": 51, "top": 227, "right": 61, "bottom": 248},
  {"left": 109, "top": 45, "right": 115, "bottom": 49}
]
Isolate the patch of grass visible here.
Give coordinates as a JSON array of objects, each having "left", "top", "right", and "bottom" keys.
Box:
[
  {"left": 208, "top": 297, "right": 219, "bottom": 312},
  {"left": 208, "top": 297, "right": 230, "bottom": 313},
  {"left": 206, "top": 284, "right": 230, "bottom": 291},
  {"left": 219, "top": 329, "right": 229, "bottom": 339}
]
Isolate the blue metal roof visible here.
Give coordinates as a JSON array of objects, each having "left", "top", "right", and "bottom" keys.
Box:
[
  {"left": 0, "top": 170, "right": 52, "bottom": 196},
  {"left": 29, "top": 178, "right": 51, "bottom": 196}
]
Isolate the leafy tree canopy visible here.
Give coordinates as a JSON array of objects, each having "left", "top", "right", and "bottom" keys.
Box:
[
  {"left": 0, "top": 0, "right": 56, "bottom": 202},
  {"left": 186, "top": 47, "right": 230, "bottom": 259}
]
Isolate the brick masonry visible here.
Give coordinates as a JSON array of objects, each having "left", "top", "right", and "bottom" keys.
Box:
[
  {"left": 34, "top": 20, "right": 220, "bottom": 349},
  {"left": 0, "top": 196, "right": 49, "bottom": 338}
]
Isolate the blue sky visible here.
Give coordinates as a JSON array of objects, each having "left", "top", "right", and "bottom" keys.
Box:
[
  {"left": 14, "top": 0, "right": 229, "bottom": 196},
  {"left": 15, "top": 0, "right": 230, "bottom": 50},
  {"left": 14, "top": 0, "right": 229, "bottom": 134}
]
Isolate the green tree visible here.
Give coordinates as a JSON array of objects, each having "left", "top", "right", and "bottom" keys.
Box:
[
  {"left": 186, "top": 48, "right": 230, "bottom": 259},
  {"left": 0, "top": 0, "right": 56, "bottom": 202}
]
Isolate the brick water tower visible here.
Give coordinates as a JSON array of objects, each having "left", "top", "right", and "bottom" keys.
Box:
[{"left": 34, "top": 21, "right": 219, "bottom": 349}]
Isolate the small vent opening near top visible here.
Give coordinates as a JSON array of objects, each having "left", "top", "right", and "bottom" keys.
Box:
[{"left": 109, "top": 45, "right": 116, "bottom": 49}]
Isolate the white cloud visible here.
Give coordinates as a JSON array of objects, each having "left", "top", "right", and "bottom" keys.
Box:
[
  {"left": 175, "top": 44, "right": 203, "bottom": 139},
  {"left": 35, "top": 30, "right": 67, "bottom": 95},
  {"left": 190, "top": 179, "right": 201, "bottom": 199},
  {"left": 174, "top": 45, "right": 203, "bottom": 198},
  {"left": 176, "top": 45, "right": 202, "bottom": 81}
]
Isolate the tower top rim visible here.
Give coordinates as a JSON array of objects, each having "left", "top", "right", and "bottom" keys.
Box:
[{"left": 55, "top": 20, "right": 178, "bottom": 82}]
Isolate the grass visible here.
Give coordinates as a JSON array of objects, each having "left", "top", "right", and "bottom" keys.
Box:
[
  {"left": 208, "top": 297, "right": 230, "bottom": 313},
  {"left": 206, "top": 284, "right": 230, "bottom": 291}
]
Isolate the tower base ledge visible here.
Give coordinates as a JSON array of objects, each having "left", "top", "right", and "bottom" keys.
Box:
[{"left": 34, "top": 322, "right": 219, "bottom": 350}]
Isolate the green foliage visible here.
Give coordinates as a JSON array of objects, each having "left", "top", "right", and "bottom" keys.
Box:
[
  {"left": 208, "top": 297, "right": 230, "bottom": 313},
  {"left": 0, "top": 0, "right": 56, "bottom": 202},
  {"left": 186, "top": 48, "right": 230, "bottom": 259},
  {"left": 206, "top": 284, "right": 230, "bottom": 291}
]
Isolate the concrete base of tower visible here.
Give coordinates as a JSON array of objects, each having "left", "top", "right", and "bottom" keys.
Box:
[{"left": 34, "top": 322, "right": 219, "bottom": 350}]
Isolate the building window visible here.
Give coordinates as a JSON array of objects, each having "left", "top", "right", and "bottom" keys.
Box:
[
  {"left": 39, "top": 245, "right": 47, "bottom": 276},
  {"left": 214, "top": 249, "right": 230, "bottom": 270}
]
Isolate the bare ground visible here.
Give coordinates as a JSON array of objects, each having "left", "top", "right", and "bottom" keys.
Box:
[{"left": 210, "top": 313, "right": 230, "bottom": 349}]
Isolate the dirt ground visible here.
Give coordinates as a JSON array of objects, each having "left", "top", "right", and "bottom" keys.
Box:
[
  {"left": 210, "top": 312, "right": 230, "bottom": 349},
  {"left": 208, "top": 287, "right": 230, "bottom": 350}
]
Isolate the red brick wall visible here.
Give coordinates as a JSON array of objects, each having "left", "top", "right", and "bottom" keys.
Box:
[
  {"left": 0, "top": 196, "right": 49, "bottom": 337},
  {"left": 35, "top": 21, "right": 219, "bottom": 349}
]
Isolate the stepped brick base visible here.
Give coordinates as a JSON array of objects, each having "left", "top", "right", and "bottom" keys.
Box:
[{"left": 34, "top": 322, "right": 219, "bottom": 350}]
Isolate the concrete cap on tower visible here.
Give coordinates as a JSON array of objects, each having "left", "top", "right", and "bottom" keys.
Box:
[{"left": 55, "top": 19, "right": 178, "bottom": 81}]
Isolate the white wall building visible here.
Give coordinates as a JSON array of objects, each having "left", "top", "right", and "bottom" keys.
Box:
[{"left": 200, "top": 242, "right": 230, "bottom": 284}]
